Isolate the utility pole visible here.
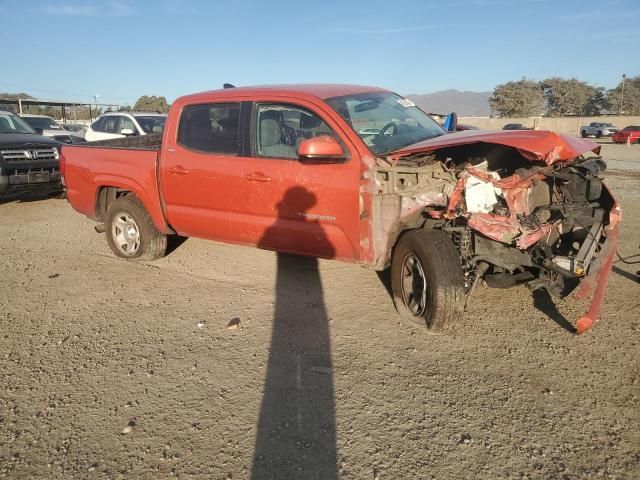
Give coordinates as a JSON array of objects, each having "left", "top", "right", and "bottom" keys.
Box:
[
  {"left": 619, "top": 74, "right": 626, "bottom": 115},
  {"left": 92, "top": 94, "right": 99, "bottom": 122}
]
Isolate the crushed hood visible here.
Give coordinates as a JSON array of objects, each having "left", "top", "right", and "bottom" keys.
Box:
[{"left": 389, "top": 130, "right": 601, "bottom": 165}]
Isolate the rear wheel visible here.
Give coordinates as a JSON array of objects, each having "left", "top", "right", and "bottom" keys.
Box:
[
  {"left": 581, "top": 131, "right": 587, "bottom": 138},
  {"left": 596, "top": 131, "right": 603, "bottom": 138},
  {"left": 105, "top": 196, "right": 167, "bottom": 260},
  {"left": 391, "top": 229, "right": 465, "bottom": 330}
]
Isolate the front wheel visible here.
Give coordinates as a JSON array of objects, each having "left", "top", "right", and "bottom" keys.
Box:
[
  {"left": 596, "top": 131, "right": 603, "bottom": 138},
  {"left": 391, "top": 229, "right": 465, "bottom": 330},
  {"left": 105, "top": 196, "right": 167, "bottom": 260},
  {"left": 581, "top": 131, "right": 587, "bottom": 138}
]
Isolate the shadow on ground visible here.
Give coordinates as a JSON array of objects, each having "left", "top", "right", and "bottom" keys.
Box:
[
  {"left": 612, "top": 265, "right": 640, "bottom": 284},
  {"left": 251, "top": 187, "right": 338, "bottom": 479},
  {"left": 0, "top": 190, "right": 63, "bottom": 205},
  {"left": 166, "top": 235, "right": 189, "bottom": 256},
  {"left": 532, "top": 289, "right": 576, "bottom": 334}
]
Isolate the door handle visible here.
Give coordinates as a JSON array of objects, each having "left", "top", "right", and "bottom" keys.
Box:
[
  {"left": 169, "top": 166, "right": 189, "bottom": 175},
  {"left": 246, "top": 172, "right": 272, "bottom": 182}
]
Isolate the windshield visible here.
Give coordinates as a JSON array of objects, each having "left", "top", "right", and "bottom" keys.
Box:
[
  {"left": 325, "top": 91, "right": 445, "bottom": 155},
  {"left": 0, "top": 112, "right": 37, "bottom": 134},
  {"left": 134, "top": 115, "right": 167, "bottom": 134},
  {"left": 23, "top": 116, "right": 63, "bottom": 130}
]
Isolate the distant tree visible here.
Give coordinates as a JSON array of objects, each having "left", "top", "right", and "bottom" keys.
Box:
[
  {"left": 489, "top": 79, "right": 543, "bottom": 117},
  {"left": 541, "top": 77, "right": 605, "bottom": 116},
  {"left": 607, "top": 75, "right": 640, "bottom": 115},
  {"left": 118, "top": 104, "right": 132, "bottom": 112},
  {"left": 133, "top": 95, "right": 169, "bottom": 113}
]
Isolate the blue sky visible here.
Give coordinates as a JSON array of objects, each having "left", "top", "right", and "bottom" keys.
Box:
[{"left": 1, "top": 0, "right": 638, "bottom": 106}]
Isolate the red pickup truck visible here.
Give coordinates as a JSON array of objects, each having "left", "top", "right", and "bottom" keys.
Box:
[{"left": 61, "top": 84, "right": 620, "bottom": 333}]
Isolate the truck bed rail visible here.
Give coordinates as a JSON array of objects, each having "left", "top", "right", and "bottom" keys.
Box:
[{"left": 82, "top": 134, "right": 162, "bottom": 150}]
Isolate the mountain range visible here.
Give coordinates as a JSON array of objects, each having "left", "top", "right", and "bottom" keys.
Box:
[{"left": 406, "top": 89, "right": 491, "bottom": 117}]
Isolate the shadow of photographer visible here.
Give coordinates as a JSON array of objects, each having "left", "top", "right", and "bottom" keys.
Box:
[{"left": 251, "top": 186, "right": 338, "bottom": 480}]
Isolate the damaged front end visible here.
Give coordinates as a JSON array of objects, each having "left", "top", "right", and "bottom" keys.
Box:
[{"left": 368, "top": 130, "right": 620, "bottom": 333}]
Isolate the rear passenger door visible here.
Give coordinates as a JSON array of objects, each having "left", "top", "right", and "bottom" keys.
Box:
[
  {"left": 160, "top": 102, "right": 247, "bottom": 242},
  {"left": 244, "top": 101, "right": 360, "bottom": 260}
]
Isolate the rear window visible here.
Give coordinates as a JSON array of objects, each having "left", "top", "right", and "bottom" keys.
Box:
[
  {"left": 23, "top": 117, "right": 63, "bottom": 130},
  {"left": 91, "top": 118, "right": 105, "bottom": 131},
  {"left": 101, "top": 117, "right": 119, "bottom": 134},
  {"left": 623, "top": 126, "right": 640, "bottom": 131},
  {"left": 178, "top": 103, "right": 240, "bottom": 155},
  {"left": 135, "top": 115, "right": 167, "bottom": 134}
]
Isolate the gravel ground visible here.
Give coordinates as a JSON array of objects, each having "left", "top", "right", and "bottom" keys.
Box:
[{"left": 1, "top": 144, "right": 639, "bottom": 479}]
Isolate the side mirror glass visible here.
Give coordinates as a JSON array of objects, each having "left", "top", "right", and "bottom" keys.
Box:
[
  {"left": 443, "top": 112, "right": 458, "bottom": 132},
  {"left": 297, "top": 136, "right": 345, "bottom": 163},
  {"left": 34, "top": 127, "right": 44, "bottom": 135},
  {"left": 120, "top": 128, "right": 135, "bottom": 136}
]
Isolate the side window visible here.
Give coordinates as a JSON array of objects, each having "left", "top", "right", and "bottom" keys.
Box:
[
  {"left": 178, "top": 103, "right": 240, "bottom": 155},
  {"left": 102, "top": 117, "right": 119, "bottom": 134},
  {"left": 256, "top": 104, "right": 337, "bottom": 159},
  {"left": 119, "top": 116, "right": 137, "bottom": 135},
  {"left": 91, "top": 118, "right": 105, "bottom": 132}
]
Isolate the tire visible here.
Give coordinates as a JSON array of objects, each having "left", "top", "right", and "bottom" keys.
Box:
[
  {"left": 391, "top": 229, "right": 465, "bottom": 330},
  {"left": 596, "top": 131, "right": 602, "bottom": 138},
  {"left": 105, "top": 195, "right": 167, "bottom": 260},
  {"left": 581, "top": 131, "right": 588, "bottom": 138}
]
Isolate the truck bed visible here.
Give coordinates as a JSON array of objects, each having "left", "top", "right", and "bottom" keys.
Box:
[
  {"left": 83, "top": 133, "right": 162, "bottom": 150},
  {"left": 62, "top": 136, "right": 168, "bottom": 232}
]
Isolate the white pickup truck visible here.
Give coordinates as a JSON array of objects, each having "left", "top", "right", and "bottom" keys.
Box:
[{"left": 580, "top": 122, "right": 617, "bottom": 138}]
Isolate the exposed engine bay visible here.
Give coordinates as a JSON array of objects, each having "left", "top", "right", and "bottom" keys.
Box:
[{"left": 367, "top": 132, "right": 621, "bottom": 333}]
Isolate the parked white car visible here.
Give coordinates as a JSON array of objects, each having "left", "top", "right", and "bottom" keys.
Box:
[
  {"left": 580, "top": 122, "right": 617, "bottom": 138},
  {"left": 85, "top": 112, "right": 167, "bottom": 142},
  {"left": 20, "top": 114, "right": 85, "bottom": 143}
]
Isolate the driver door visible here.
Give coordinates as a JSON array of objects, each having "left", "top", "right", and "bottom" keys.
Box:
[{"left": 243, "top": 100, "right": 361, "bottom": 260}]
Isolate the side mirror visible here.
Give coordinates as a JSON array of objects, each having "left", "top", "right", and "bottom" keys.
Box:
[
  {"left": 120, "top": 128, "right": 135, "bottom": 136},
  {"left": 34, "top": 127, "right": 44, "bottom": 135},
  {"left": 297, "top": 136, "right": 345, "bottom": 163},
  {"left": 443, "top": 112, "right": 458, "bottom": 132}
]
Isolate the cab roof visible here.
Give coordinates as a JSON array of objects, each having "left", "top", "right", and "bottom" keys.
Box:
[
  {"left": 176, "top": 84, "right": 389, "bottom": 104},
  {"left": 100, "top": 111, "right": 167, "bottom": 116}
]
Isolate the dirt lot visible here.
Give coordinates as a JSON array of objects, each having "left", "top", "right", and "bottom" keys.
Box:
[{"left": 1, "top": 144, "right": 639, "bottom": 479}]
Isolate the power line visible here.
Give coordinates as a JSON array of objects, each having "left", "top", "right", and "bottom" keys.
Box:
[{"left": 0, "top": 82, "right": 136, "bottom": 103}]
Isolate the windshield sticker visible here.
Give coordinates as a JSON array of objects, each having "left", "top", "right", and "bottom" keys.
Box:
[{"left": 397, "top": 99, "right": 415, "bottom": 108}]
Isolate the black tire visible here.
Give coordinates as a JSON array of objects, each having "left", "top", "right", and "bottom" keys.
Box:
[
  {"left": 391, "top": 229, "right": 465, "bottom": 330},
  {"left": 581, "top": 131, "right": 587, "bottom": 138},
  {"left": 105, "top": 196, "right": 167, "bottom": 260},
  {"left": 596, "top": 131, "right": 602, "bottom": 138}
]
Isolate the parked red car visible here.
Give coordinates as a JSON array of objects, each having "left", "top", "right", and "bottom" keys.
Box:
[
  {"left": 611, "top": 125, "right": 640, "bottom": 144},
  {"left": 61, "top": 84, "right": 619, "bottom": 334}
]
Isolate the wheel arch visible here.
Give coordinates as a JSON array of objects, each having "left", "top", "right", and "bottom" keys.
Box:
[
  {"left": 375, "top": 210, "right": 430, "bottom": 270},
  {"left": 94, "top": 183, "right": 174, "bottom": 234}
]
